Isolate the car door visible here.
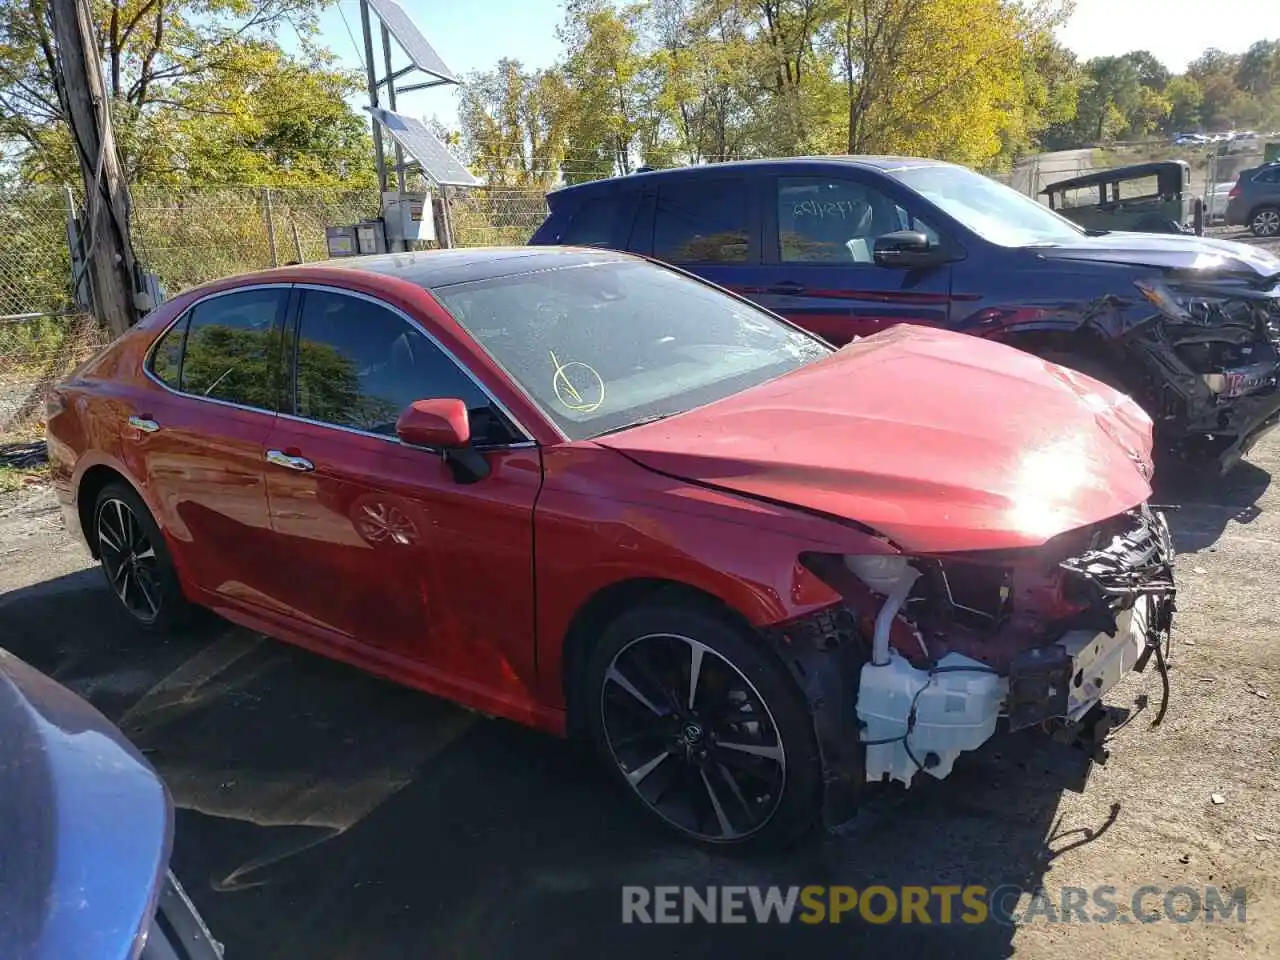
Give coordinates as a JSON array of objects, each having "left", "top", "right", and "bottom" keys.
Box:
[
  {"left": 753, "top": 174, "right": 956, "bottom": 345},
  {"left": 131, "top": 286, "right": 291, "bottom": 610},
  {"left": 629, "top": 176, "right": 762, "bottom": 294},
  {"left": 261, "top": 286, "right": 542, "bottom": 695}
]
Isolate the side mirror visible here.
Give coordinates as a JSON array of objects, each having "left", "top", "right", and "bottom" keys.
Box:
[
  {"left": 873, "top": 230, "right": 946, "bottom": 269},
  {"left": 395, "top": 398, "right": 490, "bottom": 484},
  {"left": 395, "top": 398, "right": 470, "bottom": 449}
]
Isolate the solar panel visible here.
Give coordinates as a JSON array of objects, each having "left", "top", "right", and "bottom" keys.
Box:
[
  {"left": 366, "top": 0, "right": 458, "bottom": 83},
  {"left": 370, "top": 108, "right": 480, "bottom": 186}
]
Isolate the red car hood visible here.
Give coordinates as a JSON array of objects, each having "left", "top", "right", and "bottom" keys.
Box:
[{"left": 595, "top": 325, "right": 1155, "bottom": 553}]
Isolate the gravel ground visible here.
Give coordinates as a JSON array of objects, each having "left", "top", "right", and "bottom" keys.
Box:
[{"left": 0, "top": 438, "right": 1278, "bottom": 959}]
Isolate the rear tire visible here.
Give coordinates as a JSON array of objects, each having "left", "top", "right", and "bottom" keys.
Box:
[
  {"left": 581, "top": 600, "right": 823, "bottom": 849},
  {"left": 93, "top": 482, "right": 192, "bottom": 633},
  {"left": 1250, "top": 206, "right": 1280, "bottom": 238}
]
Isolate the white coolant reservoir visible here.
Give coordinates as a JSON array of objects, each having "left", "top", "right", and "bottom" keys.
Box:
[{"left": 857, "top": 652, "right": 1008, "bottom": 787}]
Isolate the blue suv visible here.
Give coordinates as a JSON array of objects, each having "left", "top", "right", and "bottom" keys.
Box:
[{"left": 530, "top": 157, "right": 1280, "bottom": 473}]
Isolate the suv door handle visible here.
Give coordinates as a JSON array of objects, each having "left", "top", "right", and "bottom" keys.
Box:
[
  {"left": 128, "top": 415, "right": 160, "bottom": 433},
  {"left": 266, "top": 449, "right": 315, "bottom": 472},
  {"left": 767, "top": 281, "right": 806, "bottom": 295}
]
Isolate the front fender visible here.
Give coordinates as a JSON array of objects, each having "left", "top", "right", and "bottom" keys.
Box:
[{"left": 533, "top": 445, "right": 898, "bottom": 706}]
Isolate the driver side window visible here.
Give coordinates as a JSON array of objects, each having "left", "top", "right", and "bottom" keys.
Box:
[
  {"left": 776, "top": 177, "right": 937, "bottom": 264},
  {"left": 291, "top": 290, "right": 517, "bottom": 445}
]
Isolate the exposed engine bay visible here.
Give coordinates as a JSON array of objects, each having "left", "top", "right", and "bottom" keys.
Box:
[
  {"left": 778, "top": 507, "right": 1176, "bottom": 808},
  {"left": 1123, "top": 278, "right": 1280, "bottom": 469}
]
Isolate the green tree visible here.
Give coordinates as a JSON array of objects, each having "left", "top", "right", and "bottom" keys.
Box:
[
  {"left": 1236, "top": 40, "right": 1280, "bottom": 97},
  {"left": 1163, "top": 75, "right": 1203, "bottom": 133},
  {"left": 1075, "top": 55, "right": 1143, "bottom": 142},
  {"left": 0, "top": 0, "right": 375, "bottom": 185},
  {"left": 457, "top": 58, "right": 573, "bottom": 187}
]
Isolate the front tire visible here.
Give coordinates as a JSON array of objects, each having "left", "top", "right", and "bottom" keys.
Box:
[
  {"left": 93, "top": 482, "right": 191, "bottom": 632},
  {"left": 582, "top": 600, "right": 822, "bottom": 848},
  {"left": 1250, "top": 206, "right": 1280, "bottom": 238}
]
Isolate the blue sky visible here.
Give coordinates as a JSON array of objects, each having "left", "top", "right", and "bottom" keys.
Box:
[{"left": 301, "top": 0, "right": 1279, "bottom": 129}]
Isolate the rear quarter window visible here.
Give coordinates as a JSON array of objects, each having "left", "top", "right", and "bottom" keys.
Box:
[{"left": 561, "top": 195, "right": 629, "bottom": 247}]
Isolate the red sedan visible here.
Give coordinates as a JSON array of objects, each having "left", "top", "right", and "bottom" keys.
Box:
[{"left": 46, "top": 247, "right": 1176, "bottom": 846}]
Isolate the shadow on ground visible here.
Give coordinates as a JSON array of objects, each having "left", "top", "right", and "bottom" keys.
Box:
[
  {"left": 0, "top": 570, "right": 1130, "bottom": 960},
  {"left": 1156, "top": 461, "right": 1272, "bottom": 553}
]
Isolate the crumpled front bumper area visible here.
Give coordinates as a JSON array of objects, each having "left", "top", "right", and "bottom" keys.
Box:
[
  {"left": 1137, "top": 290, "right": 1280, "bottom": 471},
  {"left": 775, "top": 508, "right": 1176, "bottom": 813},
  {"left": 1007, "top": 506, "right": 1176, "bottom": 731}
]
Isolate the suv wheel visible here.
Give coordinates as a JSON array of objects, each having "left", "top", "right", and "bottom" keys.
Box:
[{"left": 1250, "top": 206, "right": 1280, "bottom": 238}]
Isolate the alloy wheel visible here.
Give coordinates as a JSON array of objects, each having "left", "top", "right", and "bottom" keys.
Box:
[
  {"left": 97, "top": 497, "right": 162, "bottom": 623},
  {"left": 599, "top": 632, "right": 786, "bottom": 842},
  {"left": 1253, "top": 209, "right": 1280, "bottom": 237}
]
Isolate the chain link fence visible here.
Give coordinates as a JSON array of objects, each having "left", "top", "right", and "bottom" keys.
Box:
[
  {"left": 1, "top": 312, "right": 109, "bottom": 437},
  {"left": 0, "top": 185, "right": 380, "bottom": 439},
  {"left": 445, "top": 186, "right": 549, "bottom": 247}
]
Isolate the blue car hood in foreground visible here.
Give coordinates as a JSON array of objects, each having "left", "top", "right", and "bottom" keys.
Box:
[{"left": 0, "top": 648, "right": 171, "bottom": 960}]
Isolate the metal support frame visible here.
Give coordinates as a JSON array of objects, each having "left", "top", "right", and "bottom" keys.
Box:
[
  {"left": 358, "top": 0, "right": 387, "bottom": 196},
  {"left": 393, "top": 79, "right": 455, "bottom": 95},
  {"left": 356, "top": 0, "right": 466, "bottom": 250}
]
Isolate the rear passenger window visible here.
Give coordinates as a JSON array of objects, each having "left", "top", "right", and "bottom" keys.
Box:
[
  {"left": 149, "top": 317, "right": 187, "bottom": 388},
  {"left": 562, "top": 196, "right": 626, "bottom": 247},
  {"left": 179, "top": 289, "right": 287, "bottom": 410},
  {"left": 653, "top": 180, "right": 750, "bottom": 264}
]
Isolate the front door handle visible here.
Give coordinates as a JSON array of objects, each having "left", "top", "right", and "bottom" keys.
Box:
[
  {"left": 128, "top": 415, "right": 160, "bottom": 433},
  {"left": 266, "top": 449, "right": 315, "bottom": 472},
  {"left": 767, "top": 281, "right": 806, "bottom": 296}
]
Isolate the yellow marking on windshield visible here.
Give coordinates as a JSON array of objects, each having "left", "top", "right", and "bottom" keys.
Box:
[{"left": 550, "top": 349, "right": 605, "bottom": 414}]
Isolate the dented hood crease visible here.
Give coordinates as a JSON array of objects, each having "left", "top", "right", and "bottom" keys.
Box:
[{"left": 596, "top": 325, "right": 1155, "bottom": 553}]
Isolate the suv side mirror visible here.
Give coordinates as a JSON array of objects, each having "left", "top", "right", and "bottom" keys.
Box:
[
  {"left": 873, "top": 230, "right": 947, "bottom": 269},
  {"left": 395, "top": 398, "right": 490, "bottom": 484}
]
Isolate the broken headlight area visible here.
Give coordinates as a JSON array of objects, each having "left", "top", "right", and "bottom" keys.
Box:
[
  {"left": 1133, "top": 279, "right": 1280, "bottom": 405},
  {"left": 792, "top": 508, "right": 1176, "bottom": 789}
]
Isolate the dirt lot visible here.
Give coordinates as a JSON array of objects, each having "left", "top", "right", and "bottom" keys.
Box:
[{"left": 0, "top": 436, "right": 1278, "bottom": 959}]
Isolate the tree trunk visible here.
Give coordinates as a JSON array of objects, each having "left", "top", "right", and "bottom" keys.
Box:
[{"left": 50, "top": 0, "right": 141, "bottom": 336}]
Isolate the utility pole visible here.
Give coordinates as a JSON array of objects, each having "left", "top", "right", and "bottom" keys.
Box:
[{"left": 49, "top": 0, "right": 142, "bottom": 336}]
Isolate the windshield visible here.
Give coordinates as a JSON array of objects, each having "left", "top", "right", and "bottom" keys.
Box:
[
  {"left": 432, "top": 260, "right": 832, "bottom": 441},
  {"left": 892, "top": 164, "right": 1086, "bottom": 247}
]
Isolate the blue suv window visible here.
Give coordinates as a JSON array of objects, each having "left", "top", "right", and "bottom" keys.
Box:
[
  {"left": 777, "top": 177, "right": 910, "bottom": 264},
  {"left": 562, "top": 195, "right": 627, "bottom": 247},
  {"left": 653, "top": 180, "right": 750, "bottom": 264}
]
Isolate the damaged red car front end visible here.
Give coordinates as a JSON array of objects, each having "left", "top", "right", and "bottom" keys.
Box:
[{"left": 599, "top": 323, "right": 1178, "bottom": 827}]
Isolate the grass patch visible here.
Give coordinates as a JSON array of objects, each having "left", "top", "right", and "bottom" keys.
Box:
[{"left": 0, "top": 463, "right": 47, "bottom": 493}]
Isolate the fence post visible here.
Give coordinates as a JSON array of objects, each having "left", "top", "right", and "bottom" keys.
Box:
[
  {"left": 263, "top": 188, "right": 279, "bottom": 267},
  {"left": 291, "top": 221, "right": 304, "bottom": 263}
]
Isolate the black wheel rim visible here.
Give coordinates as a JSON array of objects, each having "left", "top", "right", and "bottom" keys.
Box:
[
  {"left": 97, "top": 498, "right": 161, "bottom": 624},
  {"left": 600, "top": 632, "right": 786, "bottom": 842}
]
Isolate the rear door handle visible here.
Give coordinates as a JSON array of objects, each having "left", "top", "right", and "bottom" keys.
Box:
[
  {"left": 128, "top": 415, "right": 160, "bottom": 433},
  {"left": 767, "top": 281, "right": 806, "bottom": 296},
  {"left": 266, "top": 449, "right": 315, "bottom": 472}
]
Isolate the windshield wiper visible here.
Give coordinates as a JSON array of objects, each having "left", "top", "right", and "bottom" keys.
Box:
[{"left": 591, "top": 414, "right": 672, "bottom": 438}]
